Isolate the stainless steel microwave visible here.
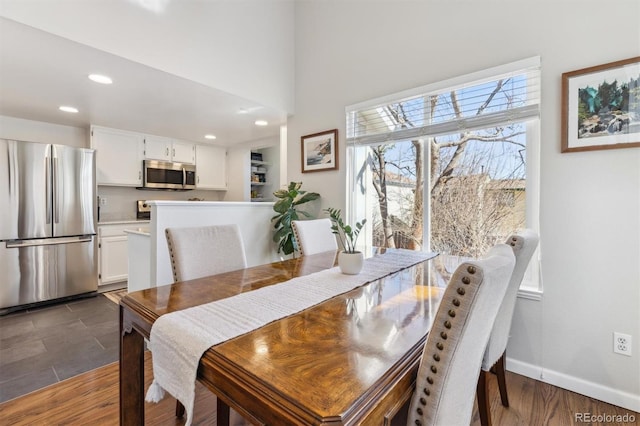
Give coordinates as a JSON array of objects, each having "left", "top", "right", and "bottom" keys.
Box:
[{"left": 141, "top": 159, "right": 196, "bottom": 190}]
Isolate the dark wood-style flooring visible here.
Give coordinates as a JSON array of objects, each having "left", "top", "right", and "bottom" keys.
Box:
[
  {"left": 0, "top": 350, "right": 637, "bottom": 425},
  {"left": 0, "top": 294, "right": 119, "bottom": 403}
]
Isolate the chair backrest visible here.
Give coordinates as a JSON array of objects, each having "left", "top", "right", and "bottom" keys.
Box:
[
  {"left": 291, "top": 218, "right": 338, "bottom": 256},
  {"left": 407, "top": 244, "right": 516, "bottom": 426},
  {"left": 482, "top": 229, "right": 539, "bottom": 370},
  {"left": 165, "top": 224, "right": 247, "bottom": 282}
]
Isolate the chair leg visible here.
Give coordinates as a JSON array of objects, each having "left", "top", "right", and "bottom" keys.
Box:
[
  {"left": 476, "top": 370, "right": 492, "bottom": 426},
  {"left": 175, "top": 400, "right": 185, "bottom": 418},
  {"left": 496, "top": 351, "right": 510, "bottom": 407}
]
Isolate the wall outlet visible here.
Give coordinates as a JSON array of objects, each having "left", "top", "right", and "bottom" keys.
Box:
[
  {"left": 613, "top": 332, "right": 632, "bottom": 356},
  {"left": 100, "top": 197, "right": 107, "bottom": 206}
]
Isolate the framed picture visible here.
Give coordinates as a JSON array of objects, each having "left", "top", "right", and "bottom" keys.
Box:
[
  {"left": 561, "top": 56, "right": 640, "bottom": 153},
  {"left": 301, "top": 129, "right": 339, "bottom": 172}
]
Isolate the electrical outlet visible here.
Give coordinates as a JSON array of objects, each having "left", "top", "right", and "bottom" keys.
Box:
[
  {"left": 613, "top": 332, "right": 632, "bottom": 356},
  {"left": 100, "top": 197, "right": 107, "bottom": 206}
]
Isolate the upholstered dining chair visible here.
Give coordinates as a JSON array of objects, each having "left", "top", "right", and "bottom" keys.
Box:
[
  {"left": 291, "top": 218, "right": 338, "bottom": 256},
  {"left": 164, "top": 224, "right": 247, "bottom": 419},
  {"left": 476, "top": 229, "right": 539, "bottom": 426},
  {"left": 165, "top": 224, "right": 247, "bottom": 282},
  {"left": 407, "top": 244, "right": 516, "bottom": 426}
]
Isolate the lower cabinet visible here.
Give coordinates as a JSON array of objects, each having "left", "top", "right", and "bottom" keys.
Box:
[{"left": 98, "top": 224, "right": 131, "bottom": 287}]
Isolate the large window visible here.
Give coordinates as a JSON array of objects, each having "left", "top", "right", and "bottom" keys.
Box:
[{"left": 346, "top": 58, "right": 541, "bottom": 295}]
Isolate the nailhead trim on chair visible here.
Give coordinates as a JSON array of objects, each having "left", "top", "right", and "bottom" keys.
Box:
[
  {"left": 291, "top": 221, "right": 304, "bottom": 256},
  {"left": 410, "top": 264, "right": 484, "bottom": 426},
  {"left": 165, "top": 228, "right": 179, "bottom": 282},
  {"left": 477, "top": 231, "right": 537, "bottom": 426}
]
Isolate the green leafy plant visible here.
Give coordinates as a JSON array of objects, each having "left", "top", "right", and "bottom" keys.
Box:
[
  {"left": 325, "top": 207, "right": 367, "bottom": 253},
  {"left": 272, "top": 182, "right": 320, "bottom": 255}
]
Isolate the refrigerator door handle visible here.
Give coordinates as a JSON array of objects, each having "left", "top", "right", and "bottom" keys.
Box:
[
  {"left": 5, "top": 235, "right": 93, "bottom": 248},
  {"left": 53, "top": 156, "right": 60, "bottom": 224},
  {"left": 45, "top": 155, "right": 52, "bottom": 224}
]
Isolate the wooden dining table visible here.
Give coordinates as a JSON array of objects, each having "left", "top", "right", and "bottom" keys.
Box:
[{"left": 119, "top": 249, "right": 451, "bottom": 425}]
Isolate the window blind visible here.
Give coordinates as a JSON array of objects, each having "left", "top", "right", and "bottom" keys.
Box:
[{"left": 346, "top": 57, "right": 541, "bottom": 146}]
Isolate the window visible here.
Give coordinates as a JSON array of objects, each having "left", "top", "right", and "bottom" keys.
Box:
[{"left": 346, "top": 57, "right": 541, "bottom": 296}]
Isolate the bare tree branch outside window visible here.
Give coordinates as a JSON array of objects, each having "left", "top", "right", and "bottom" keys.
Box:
[{"left": 363, "top": 79, "right": 527, "bottom": 257}]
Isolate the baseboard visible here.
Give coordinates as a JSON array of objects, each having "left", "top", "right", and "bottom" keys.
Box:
[
  {"left": 506, "top": 358, "right": 640, "bottom": 413},
  {"left": 97, "top": 281, "right": 127, "bottom": 293}
]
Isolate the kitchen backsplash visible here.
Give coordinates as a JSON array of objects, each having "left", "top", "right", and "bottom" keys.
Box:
[{"left": 97, "top": 186, "right": 225, "bottom": 222}]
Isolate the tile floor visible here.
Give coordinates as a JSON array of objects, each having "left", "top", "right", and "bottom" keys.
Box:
[{"left": 0, "top": 294, "right": 119, "bottom": 403}]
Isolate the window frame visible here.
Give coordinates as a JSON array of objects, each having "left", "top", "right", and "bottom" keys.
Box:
[{"left": 345, "top": 57, "right": 542, "bottom": 298}]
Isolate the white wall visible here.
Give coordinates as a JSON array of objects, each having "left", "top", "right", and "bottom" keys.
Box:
[
  {"left": 225, "top": 148, "right": 251, "bottom": 201},
  {"left": 0, "top": 115, "right": 86, "bottom": 147},
  {"left": 148, "top": 201, "right": 279, "bottom": 286},
  {"left": 290, "top": 0, "right": 640, "bottom": 411},
  {"left": 0, "top": 0, "right": 295, "bottom": 113}
]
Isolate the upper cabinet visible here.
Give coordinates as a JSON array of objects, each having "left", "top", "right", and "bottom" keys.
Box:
[
  {"left": 172, "top": 140, "right": 196, "bottom": 164},
  {"left": 144, "top": 136, "right": 195, "bottom": 164},
  {"left": 91, "top": 125, "right": 144, "bottom": 186},
  {"left": 196, "top": 144, "right": 227, "bottom": 190},
  {"left": 91, "top": 125, "right": 226, "bottom": 188},
  {"left": 143, "top": 135, "right": 172, "bottom": 161}
]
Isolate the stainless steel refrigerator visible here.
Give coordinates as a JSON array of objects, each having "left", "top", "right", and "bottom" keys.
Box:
[{"left": 0, "top": 139, "right": 97, "bottom": 313}]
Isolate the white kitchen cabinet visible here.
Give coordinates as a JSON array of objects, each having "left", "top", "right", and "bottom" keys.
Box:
[
  {"left": 98, "top": 224, "right": 130, "bottom": 286},
  {"left": 144, "top": 135, "right": 195, "bottom": 164},
  {"left": 195, "top": 144, "right": 227, "bottom": 189},
  {"left": 172, "top": 140, "right": 196, "bottom": 164},
  {"left": 91, "top": 126, "right": 144, "bottom": 186},
  {"left": 144, "top": 135, "right": 172, "bottom": 161}
]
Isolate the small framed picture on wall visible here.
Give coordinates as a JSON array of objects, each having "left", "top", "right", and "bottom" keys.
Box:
[{"left": 301, "top": 129, "right": 338, "bottom": 173}]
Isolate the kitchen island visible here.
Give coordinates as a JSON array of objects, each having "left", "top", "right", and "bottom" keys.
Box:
[{"left": 125, "top": 201, "right": 278, "bottom": 291}]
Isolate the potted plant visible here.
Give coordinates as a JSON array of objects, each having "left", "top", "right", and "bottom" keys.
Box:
[
  {"left": 272, "top": 182, "right": 320, "bottom": 256},
  {"left": 325, "top": 207, "right": 367, "bottom": 274}
]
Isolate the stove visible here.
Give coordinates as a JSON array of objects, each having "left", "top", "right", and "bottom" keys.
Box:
[{"left": 136, "top": 200, "right": 151, "bottom": 220}]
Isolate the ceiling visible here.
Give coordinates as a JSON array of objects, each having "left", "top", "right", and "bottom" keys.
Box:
[{"left": 0, "top": 18, "right": 287, "bottom": 146}]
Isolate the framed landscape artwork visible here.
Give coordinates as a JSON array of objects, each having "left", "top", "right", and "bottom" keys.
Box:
[
  {"left": 561, "top": 56, "right": 640, "bottom": 153},
  {"left": 301, "top": 129, "right": 338, "bottom": 172}
]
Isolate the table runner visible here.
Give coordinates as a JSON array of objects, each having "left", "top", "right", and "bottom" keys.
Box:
[{"left": 145, "top": 249, "right": 437, "bottom": 425}]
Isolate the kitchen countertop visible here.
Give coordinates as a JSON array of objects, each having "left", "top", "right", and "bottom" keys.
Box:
[
  {"left": 146, "top": 200, "right": 274, "bottom": 207},
  {"left": 123, "top": 227, "right": 150, "bottom": 236},
  {"left": 98, "top": 219, "right": 150, "bottom": 226}
]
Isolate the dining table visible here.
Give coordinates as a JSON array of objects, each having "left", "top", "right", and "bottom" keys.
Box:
[{"left": 119, "top": 249, "right": 454, "bottom": 425}]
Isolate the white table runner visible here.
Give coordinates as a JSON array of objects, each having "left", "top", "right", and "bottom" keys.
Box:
[{"left": 145, "top": 249, "right": 437, "bottom": 425}]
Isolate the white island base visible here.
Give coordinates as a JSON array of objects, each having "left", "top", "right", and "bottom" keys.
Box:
[{"left": 126, "top": 201, "right": 278, "bottom": 291}]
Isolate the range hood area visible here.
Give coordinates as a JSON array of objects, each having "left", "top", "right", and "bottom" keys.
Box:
[{"left": 137, "top": 160, "right": 196, "bottom": 191}]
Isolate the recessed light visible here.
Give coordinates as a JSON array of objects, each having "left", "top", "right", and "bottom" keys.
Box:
[
  {"left": 88, "top": 74, "right": 113, "bottom": 84},
  {"left": 59, "top": 106, "right": 79, "bottom": 113},
  {"left": 238, "top": 106, "right": 262, "bottom": 114},
  {"left": 205, "top": 134, "right": 217, "bottom": 140},
  {"left": 254, "top": 120, "right": 268, "bottom": 126}
]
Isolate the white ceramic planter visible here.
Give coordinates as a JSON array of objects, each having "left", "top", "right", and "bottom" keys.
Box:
[{"left": 338, "top": 251, "right": 364, "bottom": 275}]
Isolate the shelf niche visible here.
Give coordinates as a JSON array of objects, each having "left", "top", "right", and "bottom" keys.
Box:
[{"left": 250, "top": 151, "right": 271, "bottom": 201}]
